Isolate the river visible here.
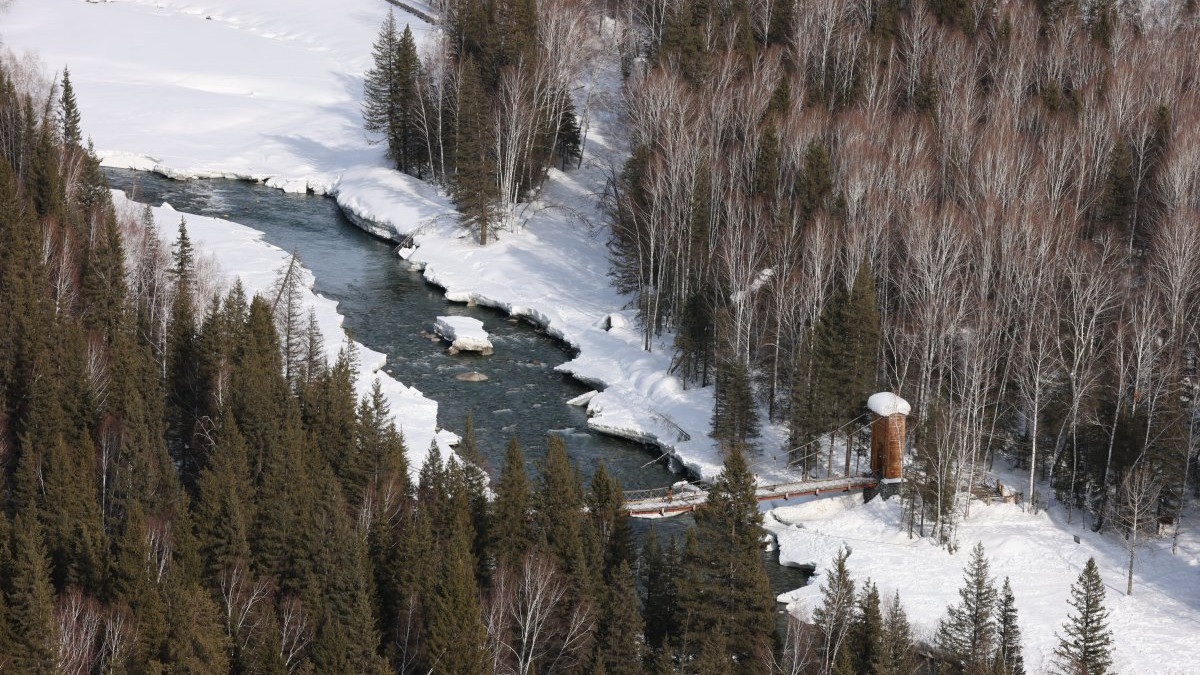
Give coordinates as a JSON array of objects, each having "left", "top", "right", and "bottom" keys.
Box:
[{"left": 104, "top": 168, "right": 811, "bottom": 603}]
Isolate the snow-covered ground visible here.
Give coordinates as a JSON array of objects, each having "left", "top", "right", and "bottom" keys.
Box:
[
  {"left": 6, "top": 3, "right": 1200, "bottom": 670},
  {"left": 768, "top": 491, "right": 1200, "bottom": 674},
  {"left": 434, "top": 316, "right": 492, "bottom": 355},
  {"left": 109, "top": 192, "right": 457, "bottom": 470},
  {"left": 1, "top": 0, "right": 770, "bottom": 483}
]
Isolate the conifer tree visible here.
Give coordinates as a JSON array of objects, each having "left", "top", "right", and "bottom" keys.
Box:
[
  {"left": 641, "top": 527, "right": 678, "bottom": 650},
  {"left": 813, "top": 547, "right": 856, "bottom": 675},
  {"left": 491, "top": 436, "right": 534, "bottom": 567},
  {"left": 193, "top": 416, "right": 254, "bottom": 580},
  {"left": 994, "top": 577, "right": 1025, "bottom": 675},
  {"left": 167, "top": 218, "right": 203, "bottom": 483},
  {"left": 880, "top": 590, "right": 917, "bottom": 675},
  {"left": 1053, "top": 558, "right": 1112, "bottom": 675},
  {"left": 536, "top": 434, "right": 592, "bottom": 588},
  {"left": 363, "top": 13, "right": 427, "bottom": 176},
  {"left": 6, "top": 514, "right": 56, "bottom": 674},
  {"left": 937, "top": 542, "right": 998, "bottom": 673},
  {"left": 587, "top": 462, "right": 634, "bottom": 577},
  {"left": 679, "top": 445, "right": 773, "bottom": 673},
  {"left": 594, "top": 560, "right": 645, "bottom": 675},
  {"left": 452, "top": 57, "right": 496, "bottom": 245},
  {"left": 850, "top": 580, "right": 885, "bottom": 675},
  {"left": 711, "top": 354, "right": 760, "bottom": 449},
  {"left": 59, "top": 66, "right": 82, "bottom": 146},
  {"left": 424, "top": 488, "right": 488, "bottom": 674}
]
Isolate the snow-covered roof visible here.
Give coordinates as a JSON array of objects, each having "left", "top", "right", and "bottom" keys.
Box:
[{"left": 867, "top": 392, "right": 910, "bottom": 417}]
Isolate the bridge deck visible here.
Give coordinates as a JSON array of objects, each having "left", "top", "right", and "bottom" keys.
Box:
[{"left": 624, "top": 476, "right": 879, "bottom": 518}]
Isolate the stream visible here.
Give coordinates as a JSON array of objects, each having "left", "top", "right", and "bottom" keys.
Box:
[{"left": 104, "top": 168, "right": 812, "bottom": 604}]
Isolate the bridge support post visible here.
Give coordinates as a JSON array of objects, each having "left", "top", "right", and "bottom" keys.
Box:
[{"left": 864, "top": 479, "right": 902, "bottom": 503}]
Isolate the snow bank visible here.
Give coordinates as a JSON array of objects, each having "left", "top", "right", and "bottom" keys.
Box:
[
  {"left": 867, "top": 391, "right": 911, "bottom": 417},
  {"left": 111, "top": 192, "right": 456, "bottom": 472},
  {"left": 434, "top": 316, "right": 493, "bottom": 355},
  {"left": 767, "top": 494, "right": 1200, "bottom": 674}
]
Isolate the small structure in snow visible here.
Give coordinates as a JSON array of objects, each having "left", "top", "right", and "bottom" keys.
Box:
[
  {"left": 867, "top": 392, "right": 910, "bottom": 499},
  {"left": 435, "top": 316, "right": 493, "bottom": 355}
]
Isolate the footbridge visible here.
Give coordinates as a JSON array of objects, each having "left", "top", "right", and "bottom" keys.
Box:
[{"left": 623, "top": 475, "right": 880, "bottom": 518}]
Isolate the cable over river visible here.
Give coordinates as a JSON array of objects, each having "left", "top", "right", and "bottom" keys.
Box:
[{"left": 104, "top": 168, "right": 812, "bottom": 599}]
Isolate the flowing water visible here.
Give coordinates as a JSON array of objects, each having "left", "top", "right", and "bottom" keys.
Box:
[{"left": 104, "top": 168, "right": 812, "bottom": 599}]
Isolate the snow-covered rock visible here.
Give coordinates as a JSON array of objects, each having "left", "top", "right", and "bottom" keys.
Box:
[
  {"left": 867, "top": 392, "right": 911, "bottom": 417},
  {"left": 435, "top": 316, "right": 494, "bottom": 355}
]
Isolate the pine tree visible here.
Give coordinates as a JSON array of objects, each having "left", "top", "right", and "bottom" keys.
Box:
[
  {"left": 59, "top": 66, "right": 82, "bottom": 146},
  {"left": 850, "top": 580, "right": 885, "bottom": 675},
  {"left": 1053, "top": 558, "right": 1113, "bottom": 675},
  {"left": 6, "top": 514, "right": 56, "bottom": 674},
  {"left": 587, "top": 462, "right": 634, "bottom": 577},
  {"left": 813, "top": 547, "right": 856, "bottom": 675},
  {"left": 536, "top": 434, "right": 592, "bottom": 588},
  {"left": 880, "top": 590, "right": 917, "bottom": 675},
  {"left": 937, "top": 542, "right": 997, "bottom": 673},
  {"left": 641, "top": 527, "right": 678, "bottom": 650},
  {"left": 424, "top": 492, "right": 489, "bottom": 674},
  {"left": 679, "top": 445, "right": 774, "bottom": 673},
  {"left": 491, "top": 435, "right": 534, "bottom": 567},
  {"left": 994, "top": 578, "right": 1025, "bottom": 675},
  {"left": 594, "top": 560, "right": 645, "bottom": 675},
  {"left": 452, "top": 57, "right": 496, "bottom": 245}
]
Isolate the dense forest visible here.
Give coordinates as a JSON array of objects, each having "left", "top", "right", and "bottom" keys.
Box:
[
  {"left": 603, "top": 0, "right": 1200, "bottom": 551},
  {"left": 362, "top": 0, "right": 1200, "bottom": 561}
]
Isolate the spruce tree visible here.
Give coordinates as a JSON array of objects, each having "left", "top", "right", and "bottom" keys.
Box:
[
  {"left": 813, "top": 547, "right": 856, "bottom": 675},
  {"left": 594, "top": 560, "right": 645, "bottom": 675},
  {"left": 59, "top": 66, "right": 82, "bottom": 146},
  {"left": 880, "top": 590, "right": 917, "bottom": 675},
  {"left": 850, "top": 580, "right": 885, "bottom": 675},
  {"left": 587, "top": 461, "right": 634, "bottom": 577},
  {"left": 452, "top": 57, "right": 496, "bottom": 245},
  {"left": 641, "top": 527, "right": 678, "bottom": 650},
  {"left": 491, "top": 435, "right": 534, "bottom": 567},
  {"left": 1053, "top": 558, "right": 1113, "bottom": 675},
  {"left": 6, "top": 514, "right": 56, "bottom": 674},
  {"left": 679, "top": 445, "right": 774, "bottom": 673},
  {"left": 937, "top": 542, "right": 998, "bottom": 673},
  {"left": 424, "top": 489, "right": 488, "bottom": 674},
  {"left": 536, "top": 434, "right": 592, "bottom": 588},
  {"left": 994, "top": 577, "right": 1025, "bottom": 675}
]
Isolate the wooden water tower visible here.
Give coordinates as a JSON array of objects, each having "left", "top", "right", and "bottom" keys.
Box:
[{"left": 867, "top": 392, "right": 909, "bottom": 499}]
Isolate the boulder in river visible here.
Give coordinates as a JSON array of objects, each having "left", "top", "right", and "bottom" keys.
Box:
[
  {"left": 435, "top": 316, "right": 494, "bottom": 355},
  {"left": 455, "top": 371, "right": 489, "bottom": 382}
]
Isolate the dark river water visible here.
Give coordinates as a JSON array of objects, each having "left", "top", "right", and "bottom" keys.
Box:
[{"left": 103, "top": 168, "right": 811, "bottom": 601}]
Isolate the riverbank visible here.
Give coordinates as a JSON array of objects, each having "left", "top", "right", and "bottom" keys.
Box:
[
  {"left": 2, "top": 0, "right": 793, "bottom": 482},
  {"left": 109, "top": 191, "right": 459, "bottom": 470}
]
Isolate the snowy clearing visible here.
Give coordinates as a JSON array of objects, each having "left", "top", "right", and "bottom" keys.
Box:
[{"left": 768, "top": 492, "right": 1200, "bottom": 674}]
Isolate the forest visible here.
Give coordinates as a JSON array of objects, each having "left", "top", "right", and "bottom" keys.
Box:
[
  {"left": 361, "top": 0, "right": 1200, "bottom": 563},
  {"left": 1, "top": 0, "right": 1194, "bottom": 670}
]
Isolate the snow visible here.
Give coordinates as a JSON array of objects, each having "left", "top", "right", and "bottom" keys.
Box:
[
  {"left": 11, "top": 0, "right": 766, "bottom": 482},
  {"left": 434, "top": 316, "right": 493, "bottom": 355},
  {"left": 767, "top": 493, "right": 1200, "bottom": 674},
  {"left": 7, "top": 3, "right": 1200, "bottom": 669},
  {"left": 109, "top": 192, "right": 457, "bottom": 472},
  {"left": 867, "top": 391, "right": 911, "bottom": 417}
]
